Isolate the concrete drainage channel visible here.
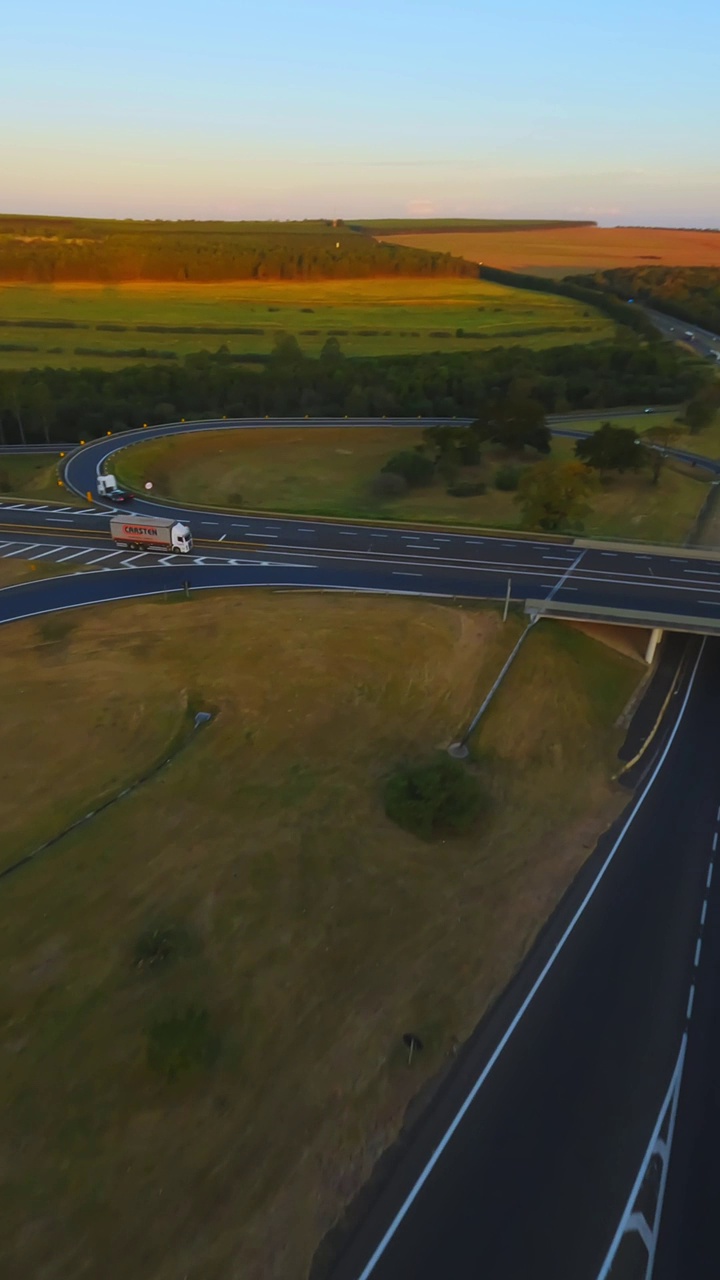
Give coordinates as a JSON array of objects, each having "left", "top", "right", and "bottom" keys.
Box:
[{"left": 0, "top": 706, "right": 215, "bottom": 882}]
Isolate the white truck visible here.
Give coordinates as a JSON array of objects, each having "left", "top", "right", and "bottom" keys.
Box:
[
  {"left": 97, "top": 473, "right": 125, "bottom": 499},
  {"left": 110, "top": 514, "right": 193, "bottom": 554}
]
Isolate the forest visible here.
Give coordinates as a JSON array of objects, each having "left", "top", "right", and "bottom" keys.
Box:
[
  {"left": 570, "top": 267, "right": 720, "bottom": 333},
  {"left": 0, "top": 334, "right": 706, "bottom": 446},
  {"left": 0, "top": 215, "right": 475, "bottom": 284}
]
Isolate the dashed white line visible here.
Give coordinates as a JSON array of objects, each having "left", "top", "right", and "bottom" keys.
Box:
[
  {"left": 3, "top": 544, "right": 40, "bottom": 558},
  {"left": 219, "top": 533, "right": 227, "bottom": 542},
  {"left": 716, "top": 804, "right": 720, "bottom": 822},
  {"left": 56, "top": 548, "right": 91, "bottom": 563},
  {"left": 392, "top": 571, "right": 422, "bottom": 577},
  {"left": 201, "top": 520, "right": 219, "bottom": 525},
  {"left": 701, "top": 899, "right": 708, "bottom": 927},
  {"left": 85, "top": 550, "right": 123, "bottom": 565},
  {"left": 601, "top": 552, "right": 618, "bottom": 557},
  {"left": 31, "top": 546, "right": 67, "bottom": 559},
  {"left": 707, "top": 864, "right": 714, "bottom": 889},
  {"left": 687, "top": 985, "right": 695, "bottom": 1020},
  {"left": 694, "top": 938, "right": 702, "bottom": 967},
  {"left": 713, "top": 832, "right": 718, "bottom": 851}
]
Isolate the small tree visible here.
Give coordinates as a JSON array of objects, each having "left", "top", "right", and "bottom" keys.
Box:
[
  {"left": 319, "top": 336, "right": 344, "bottom": 364},
  {"left": 371, "top": 471, "right": 408, "bottom": 499},
  {"left": 685, "top": 390, "right": 720, "bottom": 434},
  {"left": 517, "top": 460, "right": 594, "bottom": 531},
  {"left": 575, "top": 423, "right": 647, "bottom": 473},
  {"left": 382, "top": 450, "right": 435, "bottom": 488},
  {"left": 384, "top": 755, "right": 488, "bottom": 840}
]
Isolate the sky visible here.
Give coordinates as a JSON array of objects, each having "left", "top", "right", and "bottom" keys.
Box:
[{"left": 2, "top": 0, "right": 718, "bottom": 226}]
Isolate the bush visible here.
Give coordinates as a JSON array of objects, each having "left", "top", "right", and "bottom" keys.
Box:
[
  {"left": 494, "top": 465, "right": 521, "bottom": 492},
  {"left": 133, "top": 924, "right": 197, "bottom": 972},
  {"left": 382, "top": 450, "right": 435, "bottom": 488},
  {"left": 447, "top": 481, "right": 486, "bottom": 497},
  {"left": 146, "top": 1006, "right": 219, "bottom": 1081},
  {"left": 371, "top": 471, "right": 408, "bottom": 499},
  {"left": 383, "top": 755, "right": 488, "bottom": 840}
]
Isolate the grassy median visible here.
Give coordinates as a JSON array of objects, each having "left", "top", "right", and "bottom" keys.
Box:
[
  {"left": 115, "top": 419, "right": 709, "bottom": 543},
  {"left": 0, "top": 589, "right": 641, "bottom": 1280}
]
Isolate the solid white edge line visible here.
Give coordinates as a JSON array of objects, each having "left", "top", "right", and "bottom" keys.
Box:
[{"left": 355, "top": 639, "right": 706, "bottom": 1280}]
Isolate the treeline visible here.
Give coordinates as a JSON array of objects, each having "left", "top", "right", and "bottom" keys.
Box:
[
  {"left": 570, "top": 267, "right": 720, "bottom": 334},
  {"left": 351, "top": 218, "right": 596, "bottom": 235},
  {"left": 0, "top": 335, "right": 705, "bottom": 446},
  {"left": 479, "top": 265, "right": 659, "bottom": 339},
  {"left": 0, "top": 214, "right": 475, "bottom": 283}
]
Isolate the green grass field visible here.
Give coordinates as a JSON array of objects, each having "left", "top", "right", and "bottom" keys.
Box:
[
  {"left": 115, "top": 415, "right": 709, "bottom": 544},
  {"left": 0, "top": 452, "right": 83, "bottom": 504},
  {"left": 0, "top": 589, "right": 640, "bottom": 1280},
  {"left": 0, "top": 278, "right": 613, "bottom": 369}
]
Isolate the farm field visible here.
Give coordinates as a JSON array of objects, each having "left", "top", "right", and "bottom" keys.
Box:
[
  {"left": 0, "top": 278, "right": 613, "bottom": 370},
  {"left": 0, "top": 589, "right": 640, "bottom": 1280},
  {"left": 115, "top": 416, "right": 709, "bottom": 544},
  {"left": 378, "top": 227, "right": 720, "bottom": 279}
]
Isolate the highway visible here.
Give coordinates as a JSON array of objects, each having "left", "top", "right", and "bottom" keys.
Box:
[
  {"left": 1, "top": 395, "right": 720, "bottom": 1278},
  {"left": 324, "top": 635, "right": 720, "bottom": 1280}
]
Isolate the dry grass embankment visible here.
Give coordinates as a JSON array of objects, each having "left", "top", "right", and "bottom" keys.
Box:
[
  {"left": 379, "top": 227, "right": 720, "bottom": 279},
  {"left": 0, "top": 590, "right": 641, "bottom": 1280},
  {"left": 115, "top": 420, "right": 709, "bottom": 544}
]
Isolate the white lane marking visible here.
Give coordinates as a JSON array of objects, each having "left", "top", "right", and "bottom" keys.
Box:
[
  {"left": 339, "top": 531, "right": 357, "bottom": 536},
  {"left": 687, "top": 987, "right": 695, "bottom": 1019},
  {"left": 406, "top": 544, "right": 438, "bottom": 551},
  {"left": 31, "top": 546, "right": 67, "bottom": 559},
  {"left": 601, "top": 552, "right": 618, "bottom": 557},
  {"left": 597, "top": 1031, "right": 687, "bottom": 1280},
  {"left": 671, "top": 558, "right": 686, "bottom": 563},
  {"left": 201, "top": 520, "right": 219, "bottom": 525},
  {"left": 297, "top": 525, "right": 316, "bottom": 531},
  {"left": 85, "top": 550, "right": 123, "bottom": 565},
  {"left": 219, "top": 533, "right": 227, "bottom": 542},
  {"left": 433, "top": 537, "right": 451, "bottom": 542},
  {"left": 354, "top": 640, "right": 706, "bottom": 1280},
  {"left": 50, "top": 518, "right": 75, "bottom": 523},
  {"left": 542, "top": 555, "right": 575, "bottom": 561},
  {"left": 707, "top": 863, "right": 714, "bottom": 889},
  {"left": 544, "top": 546, "right": 587, "bottom": 603},
  {"left": 392, "top": 571, "right": 422, "bottom": 577},
  {"left": 231, "top": 522, "right": 248, "bottom": 528},
  {"left": 684, "top": 568, "right": 720, "bottom": 576},
  {"left": 371, "top": 533, "right": 388, "bottom": 538},
  {"left": 120, "top": 553, "right": 148, "bottom": 567},
  {"left": 697, "top": 600, "right": 720, "bottom": 606},
  {"left": 0, "top": 542, "right": 14, "bottom": 550},
  {"left": 3, "top": 543, "right": 40, "bottom": 558},
  {"left": 56, "top": 548, "right": 90, "bottom": 563},
  {"left": 695, "top": 938, "right": 702, "bottom": 967},
  {"left": 716, "top": 804, "right": 720, "bottom": 822},
  {"left": 701, "top": 899, "right": 708, "bottom": 926},
  {"left": 26, "top": 505, "right": 50, "bottom": 511},
  {"left": 635, "top": 555, "right": 652, "bottom": 560},
  {"left": 713, "top": 832, "right": 718, "bottom": 851}
]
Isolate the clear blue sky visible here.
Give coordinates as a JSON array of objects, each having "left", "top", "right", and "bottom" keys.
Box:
[{"left": 3, "top": 0, "right": 718, "bottom": 225}]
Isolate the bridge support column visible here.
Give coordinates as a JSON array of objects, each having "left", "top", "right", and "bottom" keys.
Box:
[{"left": 645, "top": 626, "right": 663, "bottom": 665}]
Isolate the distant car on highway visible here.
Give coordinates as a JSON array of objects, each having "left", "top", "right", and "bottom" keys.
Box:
[
  {"left": 644, "top": 408, "right": 654, "bottom": 414},
  {"left": 106, "top": 488, "right": 131, "bottom": 503}
]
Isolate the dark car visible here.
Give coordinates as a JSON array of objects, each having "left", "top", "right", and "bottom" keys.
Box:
[{"left": 108, "top": 488, "right": 131, "bottom": 503}]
